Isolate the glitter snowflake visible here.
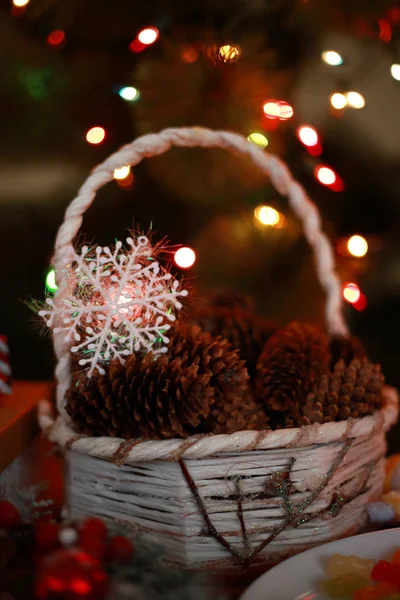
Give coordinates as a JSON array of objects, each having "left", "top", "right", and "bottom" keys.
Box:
[{"left": 39, "top": 235, "right": 188, "bottom": 375}]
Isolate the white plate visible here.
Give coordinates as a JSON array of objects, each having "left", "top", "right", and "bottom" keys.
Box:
[{"left": 241, "top": 529, "right": 400, "bottom": 600}]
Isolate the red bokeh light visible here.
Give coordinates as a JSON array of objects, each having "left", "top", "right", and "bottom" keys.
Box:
[
  {"left": 129, "top": 39, "right": 146, "bottom": 53},
  {"left": 353, "top": 293, "right": 367, "bottom": 311},
  {"left": 47, "top": 30, "right": 65, "bottom": 46}
]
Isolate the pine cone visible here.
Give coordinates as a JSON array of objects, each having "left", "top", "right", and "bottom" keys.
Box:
[
  {"left": 329, "top": 334, "right": 366, "bottom": 369},
  {"left": 66, "top": 353, "right": 215, "bottom": 439},
  {"left": 255, "top": 322, "right": 330, "bottom": 420},
  {"left": 66, "top": 323, "right": 250, "bottom": 440},
  {"left": 168, "top": 322, "right": 250, "bottom": 408},
  {"left": 208, "top": 391, "right": 269, "bottom": 435},
  {"left": 302, "top": 358, "right": 384, "bottom": 425},
  {"left": 188, "top": 307, "right": 277, "bottom": 376}
]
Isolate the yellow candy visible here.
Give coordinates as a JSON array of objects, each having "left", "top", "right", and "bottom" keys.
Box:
[
  {"left": 327, "top": 554, "right": 374, "bottom": 579},
  {"left": 385, "top": 454, "right": 400, "bottom": 492}
]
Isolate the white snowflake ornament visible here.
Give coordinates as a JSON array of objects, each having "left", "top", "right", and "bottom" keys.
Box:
[{"left": 39, "top": 235, "right": 188, "bottom": 376}]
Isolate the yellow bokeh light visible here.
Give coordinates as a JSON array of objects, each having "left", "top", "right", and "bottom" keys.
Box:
[
  {"left": 254, "top": 205, "right": 281, "bottom": 226},
  {"left": 347, "top": 235, "right": 368, "bottom": 257},
  {"left": 330, "top": 93, "right": 348, "bottom": 110},
  {"left": 391, "top": 64, "right": 400, "bottom": 81},
  {"left": 247, "top": 132, "right": 268, "bottom": 149},
  {"left": 321, "top": 50, "right": 343, "bottom": 66},
  {"left": 346, "top": 91, "right": 365, "bottom": 109},
  {"left": 343, "top": 283, "right": 361, "bottom": 304},
  {"left": 263, "top": 102, "right": 280, "bottom": 118},
  {"left": 113, "top": 165, "right": 131, "bottom": 180},
  {"left": 86, "top": 126, "right": 106, "bottom": 145},
  {"left": 137, "top": 27, "right": 159, "bottom": 45},
  {"left": 13, "top": 0, "right": 30, "bottom": 6},
  {"left": 218, "top": 44, "right": 241, "bottom": 63}
]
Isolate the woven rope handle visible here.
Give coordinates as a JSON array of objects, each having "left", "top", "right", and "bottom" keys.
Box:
[{"left": 52, "top": 126, "right": 348, "bottom": 415}]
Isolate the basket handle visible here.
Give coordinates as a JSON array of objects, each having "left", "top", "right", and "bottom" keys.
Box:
[{"left": 52, "top": 127, "right": 348, "bottom": 414}]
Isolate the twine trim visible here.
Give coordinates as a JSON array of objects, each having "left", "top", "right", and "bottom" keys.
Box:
[{"left": 38, "top": 386, "right": 399, "bottom": 464}]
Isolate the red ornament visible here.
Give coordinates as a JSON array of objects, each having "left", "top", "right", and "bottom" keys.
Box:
[
  {"left": 79, "top": 518, "right": 108, "bottom": 541},
  {"left": 35, "top": 522, "right": 61, "bottom": 552},
  {"left": 35, "top": 548, "right": 108, "bottom": 600},
  {"left": 79, "top": 518, "right": 108, "bottom": 561},
  {"left": 107, "top": 536, "right": 134, "bottom": 564},
  {"left": 80, "top": 535, "right": 107, "bottom": 562},
  {"left": 0, "top": 501, "right": 21, "bottom": 529}
]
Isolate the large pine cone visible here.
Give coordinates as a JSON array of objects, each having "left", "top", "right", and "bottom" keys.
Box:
[
  {"left": 302, "top": 358, "right": 384, "bottom": 425},
  {"left": 66, "top": 323, "right": 250, "bottom": 439},
  {"left": 255, "top": 322, "right": 330, "bottom": 425},
  {"left": 188, "top": 306, "right": 277, "bottom": 376},
  {"left": 66, "top": 355, "right": 215, "bottom": 439},
  {"left": 329, "top": 334, "right": 366, "bottom": 369}
]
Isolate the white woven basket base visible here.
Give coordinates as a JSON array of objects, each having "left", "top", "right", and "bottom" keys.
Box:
[{"left": 60, "top": 387, "right": 398, "bottom": 571}]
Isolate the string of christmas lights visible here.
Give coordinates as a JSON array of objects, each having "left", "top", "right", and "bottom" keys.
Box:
[{"left": 11, "top": 3, "right": 392, "bottom": 301}]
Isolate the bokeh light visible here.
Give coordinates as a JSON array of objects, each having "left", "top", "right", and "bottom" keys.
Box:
[
  {"left": 278, "top": 102, "right": 294, "bottom": 120},
  {"left": 113, "top": 165, "right": 131, "bottom": 180},
  {"left": 13, "top": 0, "right": 30, "bottom": 6},
  {"left": 118, "top": 86, "right": 140, "bottom": 101},
  {"left": 218, "top": 44, "right": 241, "bottom": 63},
  {"left": 137, "top": 27, "right": 159, "bottom": 45},
  {"left": 86, "top": 127, "right": 106, "bottom": 145},
  {"left": 263, "top": 101, "right": 280, "bottom": 118},
  {"left": 254, "top": 205, "right": 281, "bottom": 227},
  {"left": 182, "top": 48, "right": 199, "bottom": 63},
  {"left": 346, "top": 91, "right": 365, "bottom": 109},
  {"left": 47, "top": 30, "right": 65, "bottom": 46},
  {"left": 174, "top": 247, "right": 196, "bottom": 269},
  {"left": 354, "top": 293, "right": 367, "bottom": 311},
  {"left": 391, "top": 64, "right": 400, "bottom": 81},
  {"left": 45, "top": 268, "right": 58, "bottom": 293},
  {"left": 321, "top": 50, "right": 343, "bottom": 66},
  {"left": 343, "top": 283, "right": 361, "bottom": 304},
  {"left": 297, "top": 125, "right": 319, "bottom": 147},
  {"left": 347, "top": 235, "right": 368, "bottom": 257},
  {"left": 330, "top": 93, "right": 348, "bottom": 109},
  {"left": 247, "top": 132, "right": 268, "bottom": 149},
  {"left": 315, "top": 166, "right": 336, "bottom": 186}
]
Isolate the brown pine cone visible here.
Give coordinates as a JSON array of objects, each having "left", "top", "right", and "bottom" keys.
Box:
[
  {"left": 187, "top": 306, "right": 277, "bottom": 376},
  {"left": 208, "top": 391, "right": 269, "bottom": 435},
  {"left": 255, "top": 322, "right": 330, "bottom": 421},
  {"left": 66, "top": 353, "right": 215, "bottom": 439},
  {"left": 168, "top": 322, "right": 250, "bottom": 407},
  {"left": 302, "top": 358, "right": 384, "bottom": 425},
  {"left": 66, "top": 323, "right": 251, "bottom": 440},
  {"left": 329, "top": 334, "right": 366, "bottom": 369}
]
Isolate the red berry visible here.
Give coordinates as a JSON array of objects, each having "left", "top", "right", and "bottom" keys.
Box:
[
  {"left": 0, "top": 501, "right": 21, "bottom": 529},
  {"left": 80, "top": 533, "right": 107, "bottom": 562},
  {"left": 35, "top": 521, "right": 60, "bottom": 551},
  {"left": 79, "top": 518, "right": 108, "bottom": 541},
  {"left": 107, "top": 536, "right": 134, "bottom": 564},
  {"left": 372, "top": 560, "right": 400, "bottom": 588}
]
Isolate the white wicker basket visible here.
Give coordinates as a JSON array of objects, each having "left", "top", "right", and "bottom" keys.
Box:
[{"left": 39, "top": 126, "right": 398, "bottom": 574}]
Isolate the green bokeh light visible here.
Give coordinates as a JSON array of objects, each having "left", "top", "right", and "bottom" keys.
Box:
[{"left": 45, "top": 268, "right": 58, "bottom": 293}]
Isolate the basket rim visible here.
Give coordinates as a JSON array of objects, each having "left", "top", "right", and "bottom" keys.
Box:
[{"left": 38, "top": 385, "right": 399, "bottom": 464}]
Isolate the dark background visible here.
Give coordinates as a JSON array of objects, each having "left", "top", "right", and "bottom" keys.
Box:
[{"left": 1, "top": 1, "right": 400, "bottom": 450}]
